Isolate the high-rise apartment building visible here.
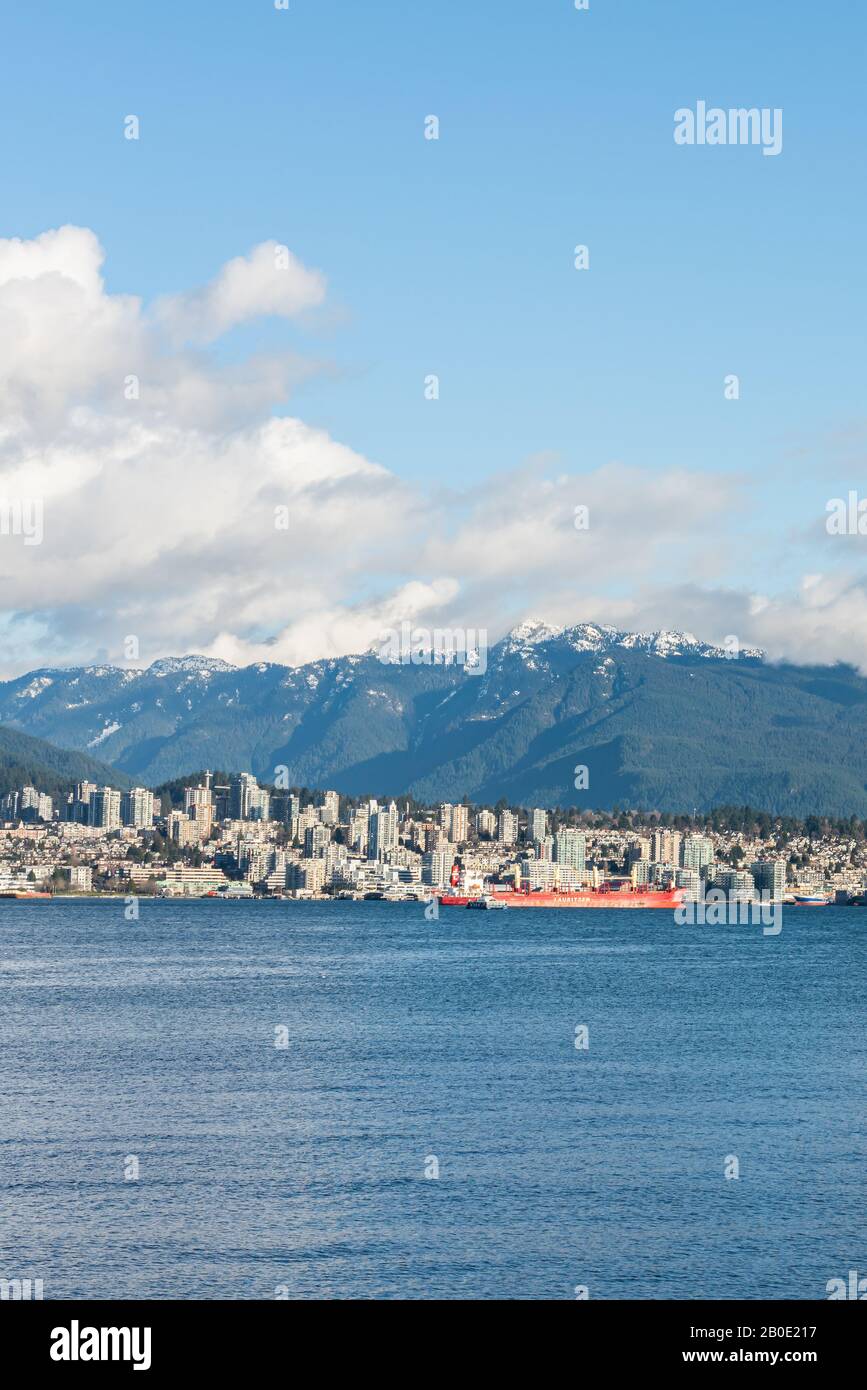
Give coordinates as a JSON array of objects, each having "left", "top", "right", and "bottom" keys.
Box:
[
  {"left": 449, "top": 805, "right": 469, "bottom": 844},
  {"left": 626, "top": 838, "right": 651, "bottom": 865},
  {"left": 68, "top": 781, "right": 98, "bottom": 824},
  {"left": 681, "top": 834, "right": 714, "bottom": 873},
  {"left": 369, "top": 801, "right": 399, "bottom": 861},
  {"left": 19, "top": 786, "right": 53, "bottom": 821},
  {"left": 304, "top": 823, "right": 332, "bottom": 858},
  {"left": 651, "top": 829, "right": 682, "bottom": 865},
  {"left": 166, "top": 810, "right": 200, "bottom": 846},
  {"left": 184, "top": 774, "right": 213, "bottom": 814},
  {"left": 230, "top": 773, "right": 270, "bottom": 822},
  {"left": 349, "top": 806, "right": 369, "bottom": 852},
  {"left": 554, "top": 829, "right": 586, "bottom": 874},
  {"left": 122, "top": 787, "right": 155, "bottom": 829},
  {"left": 421, "top": 850, "right": 449, "bottom": 887},
  {"left": 714, "top": 869, "right": 756, "bottom": 901},
  {"left": 751, "top": 859, "right": 785, "bottom": 900},
  {"left": 89, "top": 787, "right": 122, "bottom": 831},
  {"left": 675, "top": 868, "right": 702, "bottom": 901}
]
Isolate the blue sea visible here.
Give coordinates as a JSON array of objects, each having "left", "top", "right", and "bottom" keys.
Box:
[{"left": 0, "top": 899, "right": 863, "bottom": 1300}]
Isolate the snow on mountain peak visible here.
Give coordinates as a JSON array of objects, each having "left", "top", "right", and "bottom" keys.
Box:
[
  {"left": 503, "top": 621, "right": 763, "bottom": 662},
  {"left": 564, "top": 622, "right": 620, "bottom": 652},
  {"left": 505, "top": 619, "right": 565, "bottom": 647},
  {"left": 148, "top": 656, "right": 237, "bottom": 678}
]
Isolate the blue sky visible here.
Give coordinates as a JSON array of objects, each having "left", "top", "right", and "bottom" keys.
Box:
[{"left": 0, "top": 0, "right": 865, "bottom": 672}]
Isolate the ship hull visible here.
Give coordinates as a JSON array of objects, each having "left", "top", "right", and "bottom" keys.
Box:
[{"left": 438, "top": 890, "right": 683, "bottom": 909}]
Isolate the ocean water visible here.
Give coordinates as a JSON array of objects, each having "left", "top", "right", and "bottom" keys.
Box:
[{"left": 0, "top": 898, "right": 863, "bottom": 1301}]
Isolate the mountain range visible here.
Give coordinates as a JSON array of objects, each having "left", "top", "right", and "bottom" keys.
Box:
[{"left": 0, "top": 620, "right": 866, "bottom": 815}]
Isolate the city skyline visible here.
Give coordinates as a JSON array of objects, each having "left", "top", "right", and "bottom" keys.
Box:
[{"left": 0, "top": 764, "right": 852, "bottom": 906}]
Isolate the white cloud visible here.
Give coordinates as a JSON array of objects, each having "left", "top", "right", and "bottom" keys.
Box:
[
  {"left": 0, "top": 225, "right": 866, "bottom": 680},
  {"left": 154, "top": 240, "right": 326, "bottom": 344},
  {"left": 206, "top": 579, "right": 461, "bottom": 668}
]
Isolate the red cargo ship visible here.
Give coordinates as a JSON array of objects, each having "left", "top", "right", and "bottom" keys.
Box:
[
  {"left": 438, "top": 886, "right": 683, "bottom": 909},
  {"left": 438, "top": 865, "right": 683, "bottom": 909}
]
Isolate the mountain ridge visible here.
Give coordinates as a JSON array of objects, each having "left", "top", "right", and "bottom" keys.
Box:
[
  {"left": 0, "top": 725, "right": 133, "bottom": 800},
  {"left": 0, "top": 622, "right": 863, "bottom": 816}
]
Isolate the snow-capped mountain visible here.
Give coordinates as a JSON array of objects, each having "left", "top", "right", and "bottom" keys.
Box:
[
  {"left": 0, "top": 622, "right": 865, "bottom": 815},
  {"left": 503, "top": 618, "right": 763, "bottom": 662}
]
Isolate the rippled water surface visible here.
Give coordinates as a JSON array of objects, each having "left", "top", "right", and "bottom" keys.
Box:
[{"left": 0, "top": 899, "right": 863, "bottom": 1299}]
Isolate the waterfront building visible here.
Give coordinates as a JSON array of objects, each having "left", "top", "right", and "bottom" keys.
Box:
[
  {"left": 553, "top": 864, "right": 585, "bottom": 890},
  {"left": 239, "top": 842, "right": 269, "bottom": 881},
  {"left": 286, "top": 859, "right": 326, "bottom": 893},
  {"left": 554, "top": 829, "right": 586, "bottom": 874},
  {"left": 675, "top": 868, "right": 702, "bottom": 901},
  {"left": 421, "top": 850, "right": 449, "bottom": 887},
  {"left": 521, "top": 858, "right": 556, "bottom": 889},
  {"left": 714, "top": 869, "right": 756, "bottom": 902},
  {"left": 64, "top": 865, "right": 93, "bottom": 891},
  {"left": 751, "top": 859, "right": 785, "bottom": 900},
  {"left": 159, "top": 866, "right": 228, "bottom": 895}
]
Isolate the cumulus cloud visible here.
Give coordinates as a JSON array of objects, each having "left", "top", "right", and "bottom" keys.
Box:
[
  {"left": 0, "top": 224, "right": 866, "bottom": 680},
  {"left": 0, "top": 226, "right": 144, "bottom": 431},
  {"left": 205, "top": 580, "right": 462, "bottom": 668},
  {"left": 154, "top": 240, "right": 326, "bottom": 344}
]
